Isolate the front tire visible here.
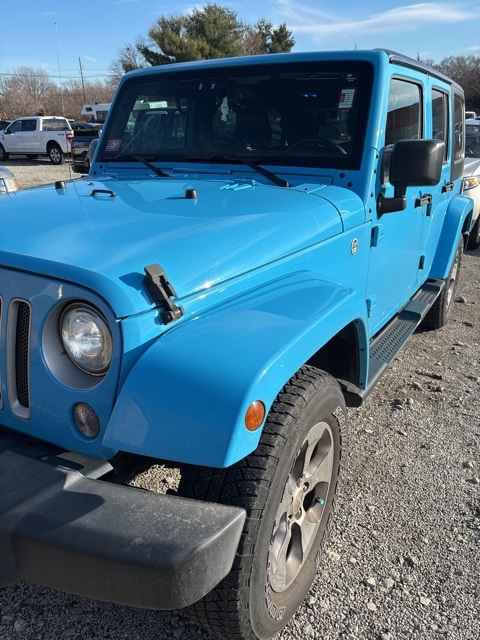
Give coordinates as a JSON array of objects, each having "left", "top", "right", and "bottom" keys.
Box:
[
  {"left": 467, "top": 214, "right": 480, "bottom": 250},
  {"left": 423, "top": 236, "right": 463, "bottom": 329},
  {"left": 179, "top": 367, "right": 347, "bottom": 640},
  {"left": 0, "top": 144, "right": 9, "bottom": 161},
  {"left": 48, "top": 143, "right": 64, "bottom": 165}
]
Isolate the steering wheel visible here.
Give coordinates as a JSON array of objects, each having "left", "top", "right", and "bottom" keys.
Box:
[{"left": 288, "top": 137, "right": 347, "bottom": 156}]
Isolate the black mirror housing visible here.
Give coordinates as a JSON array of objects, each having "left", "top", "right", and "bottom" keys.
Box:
[
  {"left": 378, "top": 139, "right": 445, "bottom": 216},
  {"left": 390, "top": 139, "right": 444, "bottom": 188}
]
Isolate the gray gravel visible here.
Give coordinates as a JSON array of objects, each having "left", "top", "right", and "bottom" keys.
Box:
[{"left": 1, "top": 159, "right": 479, "bottom": 640}]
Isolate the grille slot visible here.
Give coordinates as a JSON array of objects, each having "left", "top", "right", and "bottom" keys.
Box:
[
  {"left": 6, "top": 299, "right": 32, "bottom": 419},
  {"left": 15, "top": 302, "right": 31, "bottom": 409},
  {"left": 0, "top": 296, "right": 3, "bottom": 410}
]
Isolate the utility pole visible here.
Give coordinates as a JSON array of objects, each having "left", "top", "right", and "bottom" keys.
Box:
[{"left": 79, "top": 57, "right": 87, "bottom": 104}]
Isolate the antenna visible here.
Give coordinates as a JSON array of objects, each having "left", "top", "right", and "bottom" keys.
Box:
[
  {"left": 55, "top": 22, "right": 66, "bottom": 117},
  {"left": 55, "top": 22, "right": 73, "bottom": 181}
]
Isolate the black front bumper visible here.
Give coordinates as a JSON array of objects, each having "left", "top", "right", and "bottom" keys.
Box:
[{"left": 0, "top": 429, "right": 245, "bottom": 609}]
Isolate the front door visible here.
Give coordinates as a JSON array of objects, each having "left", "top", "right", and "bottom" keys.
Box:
[
  {"left": 3, "top": 120, "right": 24, "bottom": 153},
  {"left": 366, "top": 76, "right": 425, "bottom": 337}
]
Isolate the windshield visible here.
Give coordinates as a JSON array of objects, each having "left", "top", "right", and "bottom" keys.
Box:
[
  {"left": 99, "top": 60, "right": 373, "bottom": 170},
  {"left": 466, "top": 123, "right": 480, "bottom": 158}
]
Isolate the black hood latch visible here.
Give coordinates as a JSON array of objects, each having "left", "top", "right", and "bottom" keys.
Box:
[{"left": 144, "top": 263, "right": 185, "bottom": 325}]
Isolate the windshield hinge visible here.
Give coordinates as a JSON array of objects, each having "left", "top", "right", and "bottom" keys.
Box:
[{"left": 144, "top": 264, "right": 185, "bottom": 324}]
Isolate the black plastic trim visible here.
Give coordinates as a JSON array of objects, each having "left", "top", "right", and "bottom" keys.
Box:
[
  {"left": 0, "top": 442, "right": 245, "bottom": 610},
  {"left": 378, "top": 49, "right": 464, "bottom": 94},
  {"left": 339, "top": 280, "right": 445, "bottom": 406}
]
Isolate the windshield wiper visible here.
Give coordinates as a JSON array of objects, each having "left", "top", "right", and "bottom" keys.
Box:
[
  {"left": 111, "top": 153, "right": 170, "bottom": 178},
  {"left": 186, "top": 154, "right": 290, "bottom": 188}
]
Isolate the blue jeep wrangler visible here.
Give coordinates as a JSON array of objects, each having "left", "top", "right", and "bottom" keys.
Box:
[{"left": 0, "top": 50, "right": 473, "bottom": 639}]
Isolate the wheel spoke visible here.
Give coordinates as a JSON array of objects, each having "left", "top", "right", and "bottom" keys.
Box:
[
  {"left": 303, "top": 424, "right": 334, "bottom": 485},
  {"left": 277, "top": 473, "right": 296, "bottom": 517},
  {"left": 299, "top": 513, "right": 320, "bottom": 555},
  {"left": 307, "top": 444, "right": 333, "bottom": 485},
  {"left": 271, "top": 523, "right": 292, "bottom": 585}
]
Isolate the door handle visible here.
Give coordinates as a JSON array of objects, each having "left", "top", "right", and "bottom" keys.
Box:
[
  {"left": 442, "top": 182, "right": 454, "bottom": 193},
  {"left": 415, "top": 194, "right": 432, "bottom": 208}
]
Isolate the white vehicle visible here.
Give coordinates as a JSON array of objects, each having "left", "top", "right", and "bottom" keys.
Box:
[
  {"left": 0, "top": 165, "right": 20, "bottom": 194},
  {"left": 81, "top": 103, "right": 111, "bottom": 123},
  {"left": 463, "top": 121, "right": 480, "bottom": 249},
  {"left": 0, "top": 116, "right": 73, "bottom": 164},
  {"left": 465, "top": 110, "right": 477, "bottom": 120}
]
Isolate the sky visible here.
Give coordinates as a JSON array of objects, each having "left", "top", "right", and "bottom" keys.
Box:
[{"left": 1, "top": 0, "right": 479, "bottom": 85}]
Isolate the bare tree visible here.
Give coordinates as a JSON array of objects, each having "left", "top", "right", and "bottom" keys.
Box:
[
  {"left": 242, "top": 27, "right": 267, "bottom": 56},
  {"left": 436, "top": 55, "right": 480, "bottom": 109},
  {"left": 0, "top": 68, "right": 117, "bottom": 120},
  {"left": 110, "top": 40, "right": 150, "bottom": 83},
  {"left": 0, "top": 67, "right": 56, "bottom": 117}
]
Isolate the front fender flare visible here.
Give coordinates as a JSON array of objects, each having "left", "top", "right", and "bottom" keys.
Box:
[
  {"left": 430, "top": 194, "right": 472, "bottom": 280},
  {"left": 104, "top": 272, "right": 367, "bottom": 468}
]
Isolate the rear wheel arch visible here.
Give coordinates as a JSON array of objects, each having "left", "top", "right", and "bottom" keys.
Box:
[{"left": 47, "top": 141, "right": 64, "bottom": 164}]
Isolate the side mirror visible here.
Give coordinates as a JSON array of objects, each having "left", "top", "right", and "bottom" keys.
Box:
[
  {"left": 4, "top": 128, "right": 11, "bottom": 134},
  {"left": 378, "top": 139, "right": 445, "bottom": 216}
]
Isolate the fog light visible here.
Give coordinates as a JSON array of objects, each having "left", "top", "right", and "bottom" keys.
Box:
[{"left": 73, "top": 403, "right": 100, "bottom": 439}]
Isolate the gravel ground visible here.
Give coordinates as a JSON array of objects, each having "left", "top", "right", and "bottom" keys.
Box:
[{"left": 1, "top": 159, "right": 479, "bottom": 640}]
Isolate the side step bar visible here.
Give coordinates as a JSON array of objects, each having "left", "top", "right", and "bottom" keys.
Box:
[{"left": 341, "top": 279, "right": 444, "bottom": 407}]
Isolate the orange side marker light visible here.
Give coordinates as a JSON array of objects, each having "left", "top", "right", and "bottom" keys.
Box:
[{"left": 244, "top": 401, "right": 266, "bottom": 431}]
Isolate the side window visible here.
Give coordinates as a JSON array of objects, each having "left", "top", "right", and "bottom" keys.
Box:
[
  {"left": 382, "top": 78, "right": 423, "bottom": 183},
  {"left": 386, "top": 78, "right": 423, "bottom": 146},
  {"left": 453, "top": 95, "right": 464, "bottom": 162},
  {"left": 451, "top": 92, "right": 465, "bottom": 181},
  {"left": 43, "top": 118, "right": 68, "bottom": 131},
  {"left": 8, "top": 121, "right": 22, "bottom": 133},
  {"left": 431, "top": 89, "right": 449, "bottom": 160},
  {"left": 22, "top": 119, "right": 37, "bottom": 132}
]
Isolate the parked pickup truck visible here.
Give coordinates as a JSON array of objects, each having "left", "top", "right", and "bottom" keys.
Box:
[
  {"left": 0, "top": 50, "right": 474, "bottom": 640},
  {"left": 71, "top": 126, "right": 101, "bottom": 173},
  {"left": 0, "top": 116, "right": 72, "bottom": 164}
]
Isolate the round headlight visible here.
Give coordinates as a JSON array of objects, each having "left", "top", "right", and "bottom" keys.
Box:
[{"left": 60, "top": 304, "right": 112, "bottom": 375}]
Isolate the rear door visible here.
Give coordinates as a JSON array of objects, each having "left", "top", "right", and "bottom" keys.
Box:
[
  {"left": 21, "top": 118, "right": 40, "bottom": 152},
  {"left": 418, "top": 85, "right": 463, "bottom": 279}
]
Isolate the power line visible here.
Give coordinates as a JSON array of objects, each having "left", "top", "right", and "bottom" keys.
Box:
[{"left": 0, "top": 71, "right": 114, "bottom": 80}]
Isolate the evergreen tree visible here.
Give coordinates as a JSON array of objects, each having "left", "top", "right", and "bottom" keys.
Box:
[{"left": 110, "top": 3, "right": 296, "bottom": 76}]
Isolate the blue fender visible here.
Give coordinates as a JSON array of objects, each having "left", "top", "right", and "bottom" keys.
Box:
[
  {"left": 430, "top": 194, "right": 472, "bottom": 280},
  {"left": 103, "top": 271, "right": 368, "bottom": 468}
]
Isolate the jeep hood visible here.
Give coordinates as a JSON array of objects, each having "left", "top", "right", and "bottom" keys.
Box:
[{"left": 0, "top": 176, "right": 356, "bottom": 317}]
